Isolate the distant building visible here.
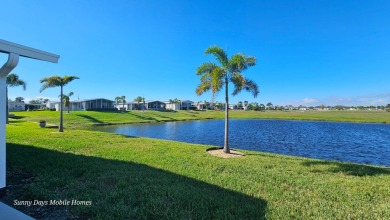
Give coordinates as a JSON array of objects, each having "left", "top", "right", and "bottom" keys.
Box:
[
  {"left": 25, "top": 103, "right": 46, "bottom": 111},
  {"left": 180, "top": 100, "right": 193, "bottom": 110},
  {"left": 8, "top": 100, "right": 25, "bottom": 112},
  {"left": 47, "top": 98, "right": 115, "bottom": 111},
  {"left": 165, "top": 101, "right": 181, "bottom": 111}
]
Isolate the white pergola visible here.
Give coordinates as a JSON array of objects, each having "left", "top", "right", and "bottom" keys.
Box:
[{"left": 0, "top": 39, "right": 59, "bottom": 189}]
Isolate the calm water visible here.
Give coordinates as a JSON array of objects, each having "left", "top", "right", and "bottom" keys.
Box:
[{"left": 93, "top": 119, "right": 390, "bottom": 166}]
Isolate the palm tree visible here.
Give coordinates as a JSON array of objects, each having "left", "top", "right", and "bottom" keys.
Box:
[
  {"left": 237, "top": 101, "right": 243, "bottom": 110},
  {"left": 168, "top": 99, "right": 174, "bottom": 110},
  {"left": 266, "top": 102, "right": 273, "bottom": 110},
  {"left": 61, "top": 92, "right": 74, "bottom": 114},
  {"left": 40, "top": 75, "right": 79, "bottom": 132},
  {"left": 196, "top": 46, "right": 259, "bottom": 153},
  {"left": 15, "top": 97, "right": 24, "bottom": 103},
  {"left": 259, "top": 103, "right": 265, "bottom": 111},
  {"left": 173, "top": 98, "right": 180, "bottom": 110},
  {"left": 6, "top": 73, "right": 26, "bottom": 124},
  {"left": 115, "top": 96, "right": 126, "bottom": 112},
  {"left": 115, "top": 97, "right": 121, "bottom": 110},
  {"left": 244, "top": 100, "right": 249, "bottom": 111},
  {"left": 134, "top": 96, "right": 143, "bottom": 110}
]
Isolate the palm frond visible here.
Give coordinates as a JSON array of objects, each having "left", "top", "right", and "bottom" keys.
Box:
[
  {"left": 229, "top": 54, "right": 256, "bottom": 73},
  {"left": 196, "top": 62, "right": 217, "bottom": 76},
  {"left": 243, "top": 78, "right": 259, "bottom": 98},
  {"left": 62, "top": 76, "right": 80, "bottom": 86},
  {"left": 40, "top": 76, "right": 62, "bottom": 92},
  {"left": 205, "top": 46, "right": 229, "bottom": 67},
  {"left": 211, "top": 68, "right": 224, "bottom": 94},
  {"left": 231, "top": 73, "right": 246, "bottom": 96},
  {"left": 195, "top": 81, "right": 211, "bottom": 96},
  {"left": 7, "top": 74, "right": 27, "bottom": 90}
]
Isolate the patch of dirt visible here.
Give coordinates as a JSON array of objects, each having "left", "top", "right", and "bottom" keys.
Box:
[{"left": 207, "top": 148, "right": 245, "bottom": 158}]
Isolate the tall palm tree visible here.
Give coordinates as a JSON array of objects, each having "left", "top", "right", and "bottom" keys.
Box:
[
  {"left": 61, "top": 92, "right": 74, "bottom": 114},
  {"left": 134, "top": 96, "right": 143, "bottom": 110},
  {"left": 40, "top": 75, "right": 79, "bottom": 132},
  {"left": 196, "top": 46, "right": 259, "bottom": 153},
  {"left": 6, "top": 73, "right": 26, "bottom": 124}
]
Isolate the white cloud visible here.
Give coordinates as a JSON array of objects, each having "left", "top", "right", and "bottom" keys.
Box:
[
  {"left": 284, "top": 98, "right": 320, "bottom": 106},
  {"left": 302, "top": 98, "right": 319, "bottom": 104},
  {"left": 283, "top": 93, "right": 390, "bottom": 106}
]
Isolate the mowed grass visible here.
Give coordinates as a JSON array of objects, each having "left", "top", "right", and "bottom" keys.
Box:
[
  {"left": 11, "top": 109, "right": 390, "bottom": 129},
  {"left": 3, "top": 121, "right": 390, "bottom": 219}
]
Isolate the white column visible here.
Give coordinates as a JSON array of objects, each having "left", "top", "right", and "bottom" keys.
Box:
[
  {"left": 0, "top": 77, "right": 6, "bottom": 188},
  {"left": 0, "top": 53, "right": 19, "bottom": 188}
]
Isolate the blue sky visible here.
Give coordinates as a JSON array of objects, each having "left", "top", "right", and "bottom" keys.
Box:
[{"left": 1, "top": 0, "right": 389, "bottom": 106}]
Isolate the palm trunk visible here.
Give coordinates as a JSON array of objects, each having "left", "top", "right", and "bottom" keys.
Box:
[
  {"left": 5, "top": 87, "right": 8, "bottom": 124},
  {"left": 223, "top": 78, "right": 230, "bottom": 153},
  {"left": 59, "top": 86, "right": 64, "bottom": 132},
  {"left": 68, "top": 102, "right": 70, "bottom": 114}
]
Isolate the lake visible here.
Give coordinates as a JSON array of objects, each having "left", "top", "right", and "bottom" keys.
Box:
[{"left": 93, "top": 119, "right": 390, "bottom": 167}]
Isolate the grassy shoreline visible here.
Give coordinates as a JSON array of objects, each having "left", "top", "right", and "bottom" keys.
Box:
[
  {"left": 10, "top": 110, "right": 390, "bottom": 129},
  {"left": 2, "top": 111, "right": 390, "bottom": 218}
]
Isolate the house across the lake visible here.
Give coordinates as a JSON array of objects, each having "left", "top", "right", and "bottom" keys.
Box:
[
  {"left": 114, "top": 100, "right": 167, "bottom": 111},
  {"left": 8, "top": 100, "right": 25, "bottom": 111},
  {"left": 47, "top": 98, "right": 115, "bottom": 111}
]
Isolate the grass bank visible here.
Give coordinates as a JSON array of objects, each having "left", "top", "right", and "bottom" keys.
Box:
[
  {"left": 11, "top": 109, "right": 390, "bottom": 129},
  {"left": 2, "top": 121, "right": 390, "bottom": 219}
]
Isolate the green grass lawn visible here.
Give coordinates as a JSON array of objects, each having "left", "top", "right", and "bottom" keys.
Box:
[
  {"left": 2, "top": 110, "right": 390, "bottom": 219},
  {"left": 11, "top": 109, "right": 390, "bottom": 129}
]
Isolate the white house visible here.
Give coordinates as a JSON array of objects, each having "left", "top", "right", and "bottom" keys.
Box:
[
  {"left": 8, "top": 100, "right": 25, "bottom": 111},
  {"left": 165, "top": 101, "right": 181, "bottom": 111},
  {"left": 228, "top": 104, "right": 238, "bottom": 110}
]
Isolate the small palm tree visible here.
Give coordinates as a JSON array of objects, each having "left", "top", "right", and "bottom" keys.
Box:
[
  {"left": 238, "top": 101, "right": 243, "bottom": 110},
  {"left": 61, "top": 92, "right": 74, "bottom": 114},
  {"left": 244, "top": 100, "right": 249, "bottom": 111},
  {"left": 134, "top": 96, "right": 143, "bottom": 110},
  {"left": 115, "top": 96, "right": 126, "bottom": 112},
  {"left": 172, "top": 98, "right": 180, "bottom": 110},
  {"left": 196, "top": 46, "right": 259, "bottom": 153},
  {"left": 266, "top": 102, "right": 273, "bottom": 110},
  {"left": 40, "top": 75, "right": 79, "bottom": 132},
  {"left": 6, "top": 74, "right": 26, "bottom": 124},
  {"left": 168, "top": 99, "right": 174, "bottom": 110}
]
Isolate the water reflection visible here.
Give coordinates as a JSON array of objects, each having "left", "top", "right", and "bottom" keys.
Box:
[{"left": 93, "top": 119, "right": 390, "bottom": 166}]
